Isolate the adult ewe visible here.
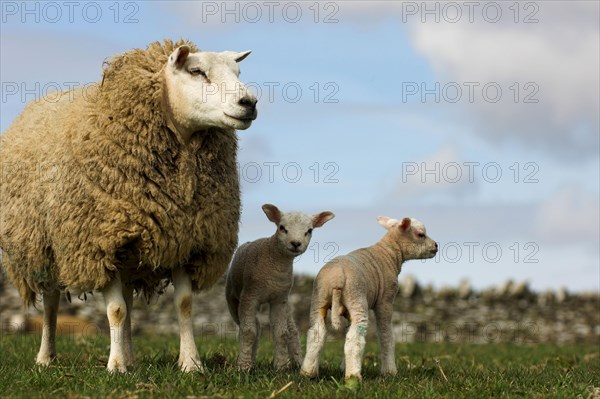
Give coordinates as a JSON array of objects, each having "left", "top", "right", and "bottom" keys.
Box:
[
  {"left": 0, "top": 39, "right": 257, "bottom": 373},
  {"left": 301, "top": 216, "right": 438, "bottom": 382}
]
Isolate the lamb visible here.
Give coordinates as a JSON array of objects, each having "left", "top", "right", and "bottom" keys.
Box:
[
  {"left": 0, "top": 39, "right": 257, "bottom": 373},
  {"left": 300, "top": 216, "right": 438, "bottom": 381},
  {"left": 225, "top": 204, "right": 335, "bottom": 370}
]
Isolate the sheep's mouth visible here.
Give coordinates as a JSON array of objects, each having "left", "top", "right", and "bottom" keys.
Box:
[
  {"left": 224, "top": 112, "right": 257, "bottom": 123},
  {"left": 288, "top": 247, "right": 302, "bottom": 254}
]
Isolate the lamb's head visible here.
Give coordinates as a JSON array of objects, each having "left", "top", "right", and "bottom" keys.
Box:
[
  {"left": 162, "top": 45, "right": 257, "bottom": 140},
  {"left": 377, "top": 216, "right": 438, "bottom": 260},
  {"left": 262, "top": 204, "right": 335, "bottom": 257}
]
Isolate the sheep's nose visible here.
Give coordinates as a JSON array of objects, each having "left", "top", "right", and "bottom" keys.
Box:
[
  {"left": 291, "top": 241, "right": 301, "bottom": 249},
  {"left": 434, "top": 242, "right": 438, "bottom": 250},
  {"left": 238, "top": 95, "right": 257, "bottom": 111}
]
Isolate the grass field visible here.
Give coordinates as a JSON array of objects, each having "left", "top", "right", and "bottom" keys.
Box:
[{"left": 0, "top": 333, "right": 598, "bottom": 398}]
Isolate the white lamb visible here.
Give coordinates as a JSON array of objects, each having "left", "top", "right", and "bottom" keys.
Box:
[
  {"left": 225, "top": 204, "right": 335, "bottom": 370},
  {"left": 301, "top": 216, "right": 438, "bottom": 382}
]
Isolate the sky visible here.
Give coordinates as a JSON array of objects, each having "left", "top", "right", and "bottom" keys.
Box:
[{"left": 1, "top": 1, "right": 598, "bottom": 292}]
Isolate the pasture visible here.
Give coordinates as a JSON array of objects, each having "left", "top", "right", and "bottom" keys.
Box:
[{"left": 0, "top": 334, "right": 598, "bottom": 398}]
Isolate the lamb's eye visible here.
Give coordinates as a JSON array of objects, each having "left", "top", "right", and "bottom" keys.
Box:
[
  {"left": 417, "top": 233, "right": 426, "bottom": 239},
  {"left": 279, "top": 225, "right": 287, "bottom": 233},
  {"left": 189, "top": 67, "right": 206, "bottom": 77},
  {"left": 305, "top": 228, "right": 313, "bottom": 236}
]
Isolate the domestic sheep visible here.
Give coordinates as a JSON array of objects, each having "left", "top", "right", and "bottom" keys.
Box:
[
  {"left": 226, "top": 204, "right": 335, "bottom": 370},
  {"left": 300, "top": 216, "right": 438, "bottom": 381},
  {"left": 0, "top": 39, "right": 257, "bottom": 373}
]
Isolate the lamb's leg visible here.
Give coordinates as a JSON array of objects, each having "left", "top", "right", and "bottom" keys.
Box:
[
  {"left": 172, "top": 267, "right": 203, "bottom": 373},
  {"left": 35, "top": 289, "right": 60, "bottom": 366},
  {"left": 270, "top": 300, "right": 290, "bottom": 370},
  {"left": 300, "top": 308, "right": 328, "bottom": 378},
  {"left": 344, "top": 306, "right": 368, "bottom": 381},
  {"left": 237, "top": 296, "right": 260, "bottom": 370},
  {"left": 375, "top": 305, "right": 397, "bottom": 376},
  {"left": 286, "top": 306, "right": 302, "bottom": 368},
  {"left": 102, "top": 274, "right": 128, "bottom": 373},
  {"left": 122, "top": 283, "right": 134, "bottom": 367}
]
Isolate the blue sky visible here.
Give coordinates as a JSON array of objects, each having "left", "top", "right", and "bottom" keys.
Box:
[{"left": 1, "top": 1, "right": 598, "bottom": 292}]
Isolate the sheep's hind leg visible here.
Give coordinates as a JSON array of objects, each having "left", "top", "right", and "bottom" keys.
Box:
[
  {"left": 36, "top": 289, "right": 60, "bottom": 366},
  {"left": 286, "top": 306, "right": 302, "bottom": 368},
  {"left": 173, "top": 267, "right": 204, "bottom": 373},
  {"left": 343, "top": 306, "right": 368, "bottom": 381},
  {"left": 237, "top": 297, "right": 260, "bottom": 370},
  {"left": 102, "top": 274, "right": 128, "bottom": 373},
  {"left": 122, "top": 283, "right": 134, "bottom": 367},
  {"left": 270, "top": 300, "right": 291, "bottom": 370},
  {"left": 300, "top": 308, "right": 328, "bottom": 378}
]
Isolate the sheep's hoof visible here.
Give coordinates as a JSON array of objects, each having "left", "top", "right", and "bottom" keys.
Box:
[
  {"left": 344, "top": 375, "right": 361, "bottom": 390},
  {"left": 107, "top": 360, "right": 128, "bottom": 373},
  {"left": 381, "top": 367, "right": 397, "bottom": 377},
  {"left": 178, "top": 358, "right": 205, "bottom": 373},
  {"left": 300, "top": 369, "right": 318, "bottom": 379},
  {"left": 35, "top": 352, "right": 56, "bottom": 366}
]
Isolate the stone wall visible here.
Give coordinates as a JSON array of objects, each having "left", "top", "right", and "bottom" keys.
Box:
[{"left": 1, "top": 272, "right": 598, "bottom": 344}]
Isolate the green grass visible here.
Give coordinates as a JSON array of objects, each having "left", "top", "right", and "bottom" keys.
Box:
[{"left": 0, "top": 333, "right": 598, "bottom": 398}]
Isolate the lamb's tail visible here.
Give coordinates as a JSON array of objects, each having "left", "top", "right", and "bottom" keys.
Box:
[{"left": 330, "top": 288, "right": 345, "bottom": 333}]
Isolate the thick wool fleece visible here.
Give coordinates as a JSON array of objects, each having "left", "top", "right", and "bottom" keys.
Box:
[{"left": 0, "top": 39, "right": 240, "bottom": 305}]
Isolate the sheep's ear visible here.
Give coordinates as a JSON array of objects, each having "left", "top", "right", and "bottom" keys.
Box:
[
  {"left": 169, "top": 46, "right": 190, "bottom": 68},
  {"left": 262, "top": 204, "right": 281, "bottom": 224},
  {"left": 377, "top": 216, "right": 398, "bottom": 230},
  {"left": 399, "top": 217, "right": 412, "bottom": 232},
  {"left": 312, "top": 211, "right": 335, "bottom": 228},
  {"left": 223, "top": 50, "right": 251, "bottom": 63}
]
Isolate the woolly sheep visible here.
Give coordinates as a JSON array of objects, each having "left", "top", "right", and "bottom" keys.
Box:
[
  {"left": 0, "top": 39, "right": 257, "bottom": 373},
  {"left": 300, "top": 216, "right": 438, "bottom": 381},
  {"left": 226, "top": 204, "right": 335, "bottom": 370}
]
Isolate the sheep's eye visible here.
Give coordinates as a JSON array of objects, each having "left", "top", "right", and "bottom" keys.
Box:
[
  {"left": 279, "top": 225, "right": 287, "bottom": 233},
  {"left": 305, "top": 228, "right": 313, "bottom": 236},
  {"left": 417, "top": 233, "right": 426, "bottom": 239},
  {"left": 189, "top": 67, "right": 206, "bottom": 77}
]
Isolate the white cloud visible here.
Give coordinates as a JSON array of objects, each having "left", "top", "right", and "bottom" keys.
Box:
[
  {"left": 385, "top": 145, "right": 479, "bottom": 206},
  {"left": 408, "top": 2, "right": 599, "bottom": 159},
  {"left": 534, "top": 184, "right": 600, "bottom": 249}
]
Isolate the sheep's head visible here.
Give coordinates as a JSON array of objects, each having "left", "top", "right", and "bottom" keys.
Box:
[
  {"left": 162, "top": 45, "right": 257, "bottom": 141},
  {"left": 377, "top": 216, "right": 438, "bottom": 260},
  {"left": 262, "top": 204, "right": 335, "bottom": 257}
]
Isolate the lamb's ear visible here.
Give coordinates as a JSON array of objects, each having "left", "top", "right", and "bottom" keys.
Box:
[
  {"left": 262, "top": 204, "right": 281, "bottom": 224},
  {"left": 399, "top": 217, "right": 412, "bottom": 232},
  {"left": 377, "top": 216, "right": 398, "bottom": 230},
  {"left": 223, "top": 50, "right": 251, "bottom": 63},
  {"left": 169, "top": 46, "right": 190, "bottom": 68},
  {"left": 312, "top": 211, "right": 335, "bottom": 228}
]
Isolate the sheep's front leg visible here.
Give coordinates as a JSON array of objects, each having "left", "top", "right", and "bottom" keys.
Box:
[
  {"left": 102, "top": 274, "right": 128, "bottom": 373},
  {"left": 344, "top": 307, "right": 368, "bottom": 381},
  {"left": 300, "top": 309, "right": 328, "bottom": 378},
  {"left": 237, "top": 295, "right": 260, "bottom": 370},
  {"left": 270, "top": 300, "right": 291, "bottom": 370},
  {"left": 122, "top": 283, "right": 134, "bottom": 367},
  {"left": 286, "top": 308, "right": 302, "bottom": 368},
  {"left": 35, "top": 289, "right": 60, "bottom": 366},
  {"left": 172, "top": 267, "right": 203, "bottom": 373},
  {"left": 375, "top": 305, "right": 397, "bottom": 376}
]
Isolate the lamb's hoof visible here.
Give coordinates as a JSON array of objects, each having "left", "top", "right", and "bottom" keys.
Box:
[
  {"left": 178, "top": 357, "right": 205, "bottom": 373},
  {"left": 344, "top": 375, "right": 361, "bottom": 390},
  {"left": 381, "top": 367, "right": 397, "bottom": 377},
  {"left": 35, "top": 352, "right": 56, "bottom": 366},
  {"left": 300, "top": 368, "right": 318, "bottom": 379},
  {"left": 237, "top": 361, "right": 254, "bottom": 372},
  {"left": 107, "top": 360, "right": 128, "bottom": 373}
]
